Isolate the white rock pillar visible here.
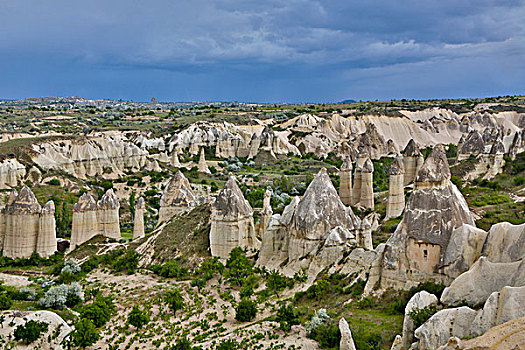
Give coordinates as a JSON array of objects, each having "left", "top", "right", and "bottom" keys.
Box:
[
  {"left": 97, "top": 189, "right": 121, "bottom": 240},
  {"left": 257, "top": 189, "right": 273, "bottom": 238},
  {"left": 197, "top": 147, "right": 211, "bottom": 174},
  {"left": 132, "top": 197, "right": 145, "bottom": 240},
  {"left": 360, "top": 218, "right": 373, "bottom": 250},
  {"left": 339, "top": 157, "right": 353, "bottom": 206},
  {"left": 36, "top": 200, "right": 57, "bottom": 258},
  {"left": 359, "top": 158, "right": 374, "bottom": 210},
  {"left": 386, "top": 157, "right": 405, "bottom": 219},
  {"left": 351, "top": 164, "right": 362, "bottom": 206},
  {"left": 3, "top": 187, "right": 41, "bottom": 258},
  {"left": 403, "top": 139, "right": 422, "bottom": 185},
  {"left": 71, "top": 193, "right": 99, "bottom": 249}
]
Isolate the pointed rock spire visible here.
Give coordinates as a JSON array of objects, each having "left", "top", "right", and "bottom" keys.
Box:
[
  {"left": 415, "top": 144, "right": 451, "bottom": 188},
  {"left": 213, "top": 175, "right": 253, "bottom": 217},
  {"left": 6, "top": 186, "right": 41, "bottom": 214},
  {"left": 197, "top": 147, "right": 211, "bottom": 174},
  {"left": 73, "top": 192, "right": 97, "bottom": 211},
  {"left": 160, "top": 171, "right": 196, "bottom": 207}
]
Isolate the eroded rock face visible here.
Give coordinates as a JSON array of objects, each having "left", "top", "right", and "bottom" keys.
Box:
[
  {"left": 1, "top": 187, "right": 57, "bottom": 258},
  {"left": 403, "top": 139, "right": 423, "bottom": 185},
  {"left": 365, "top": 145, "right": 475, "bottom": 293},
  {"left": 457, "top": 130, "right": 485, "bottom": 160},
  {"left": 401, "top": 291, "right": 439, "bottom": 349},
  {"left": 0, "top": 159, "right": 26, "bottom": 189},
  {"left": 442, "top": 224, "right": 488, "bottom": 278},
  {"left": 97, "top": 189, "right": 120, "bottom": 240},
  {"left": 258, "top": 168, "right": 361, "bottom": 278},
  {"left": 210, "top": 175, "right": 259, "bottom": 259},
  {"left": 158, "top": 171, "right": 196, "bottom": 223},
  {"left": 413, "top": 286, "right": 525, "bottom": 350}
]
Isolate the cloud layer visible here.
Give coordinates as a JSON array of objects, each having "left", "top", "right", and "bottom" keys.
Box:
[{"left": 1, "top": 0, "right": 524, "bottom": 101}]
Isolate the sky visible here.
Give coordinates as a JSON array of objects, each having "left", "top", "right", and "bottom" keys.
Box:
[{"left": 0, "top": 0, "right": 524, "bottom": 102}]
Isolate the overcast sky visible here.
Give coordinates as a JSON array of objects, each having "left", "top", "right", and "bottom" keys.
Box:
[{"left": 1, "top": 0, "right": 524, "bottom": 102}]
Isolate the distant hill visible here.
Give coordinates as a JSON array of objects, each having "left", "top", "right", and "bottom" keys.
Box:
[{"left": 339, "top": 99, "right": 357, "bottom": 103}]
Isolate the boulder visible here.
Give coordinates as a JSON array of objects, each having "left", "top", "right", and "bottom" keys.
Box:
[
  {"left": 442, "top": 224, "right": 488, "bottom": 278},
  {"left": 481, "top": 222, "right": 525, "bottom": 263},
  {"left": 401, "top": 291, "right": 439, "bottom": 349}
]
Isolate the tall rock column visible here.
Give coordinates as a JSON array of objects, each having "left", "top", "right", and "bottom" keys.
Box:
[
  {"left": 0, "top": 190, "right": 18, "bottom": 251},
  {"left": 351, "top": 164, "right": 362, "bottom": 205},
  {"left": 97, "top": 189, "right": 121, "bottom": 240},
  {"left": 158, "top": 171, "right": 196, "bottom": 223},
  {"left": 359, "top": 218, "right": 373, "bottom": 250},
  {"left": 359, "top": 158, "right": 374, "bottom": 210},
  {"left": 339, "top": 157, "right": 353, "bottom": 206},
  {"left": 257, "top": 189, "right": 273, "bottom": 238},
  {"left": 171, "top": 151, "right": 181, "bottom": 168},
  {"left": 197, "top": 147, "right": 211, "bottom": 174},
  {"left": 3, "top": 186, "right": 42, "bottom": 258},
  {"left": 37, "top": 200, "right": 57, "bottom": 258},
  {"left": 71, "top": 193, "right": 99, "bottom": 249},
  {"left": 210, "top": 175, "right": 259, "bottom": 259},
  {"left": 132, "top": 197, "right": 145, "bottom": 240},
  {"left": 403, "top": 139, "right": 423, "bottom": 185},
  {"left": 386, "top": 157, "right": 405, "bottom": 219}
]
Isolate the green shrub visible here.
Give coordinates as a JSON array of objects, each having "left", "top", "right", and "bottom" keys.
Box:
[
  {"left": 80, "top": 295, "right": 115, "bottom": 327},
  {"left": 408, "top": 305, "right": 437, "bottom": 328},
  {"left": 165, "top": 289, "right": 184, "bottom": 313},
  {"left": 112, "top": 250, "right": 139, "bottom": 274},
  {"left": 151, "top": 261, "right": 188, "bottom": 279},
  {"left": 128, "top": 305, "right": 150, "bottom": 329},
  {"left": 235, "top": 299, "right": 257, "bottom": 322},
  {"left": 68, "top": 319, "right": 100, "bottom": 348},
  {"left": 216, "top": 339, "right": 239, "bottom": 350},
  {"left": 14, "top": 320, "right": 48, "bottom": 344},
  {"left": 276, "top": 304, "right": 299, "bottom": 331},
  {"left": 0, "top": 294, "right": 12, "bottom": 310},
  {"left": 311, "top": 323, "right": 341, "bottom": 349},
  {"left": 48, "top": 179, "right": 61, "bottom": 186}
]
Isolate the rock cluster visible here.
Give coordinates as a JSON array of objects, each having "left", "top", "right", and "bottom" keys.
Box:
[
  {"left": 258, "top": 168, "right": 364, "bottom": 278},
  {"left": 365, "top": 145, "right": 475, "bottom": 292},
  {"left": 347, "top": 158, "right": 374, "bottom": 209},
  {"left": 32, "top": 135, "right": 150, "bottom": 179},
  {"left": 70, "top": 189, "right": 121, "bottom": 248},
  {"left": 210, "top": 175, "right": 260, "bottom": 258},
  {"left": 402, "top": 139, "right": 424, "bottom": 186},
  {"left": 0, "top": 187, "right": 57, "bottom": 258},
  {"left": 0, "top": 159, "right": 26, "bottom": 189},
  {"left": 158, "top": 171, "right": 197, "bottom": 223},
  {"left": 386, "top": 156, "right": 405, "bottom": 218},
  {"left": 133, "top": 197, "right": 145, "bottom": 240}
]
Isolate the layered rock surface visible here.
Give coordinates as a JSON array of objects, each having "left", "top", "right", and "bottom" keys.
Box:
[{"left": 0, "top": 159, "right": 26, "bottom": 189}]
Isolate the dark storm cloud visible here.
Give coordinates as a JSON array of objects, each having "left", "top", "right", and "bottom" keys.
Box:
[{"left": 0, "top": 0, "right": 523, "bottom": 101}]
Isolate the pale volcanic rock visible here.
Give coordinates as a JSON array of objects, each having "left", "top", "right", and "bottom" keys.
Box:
[
  {"left": 3, "top": 186, "right": 42, "bottom": 258},
  {"left": 256, "top": 189, "right": 273, "bottom": 238},
  {"left": 440, "top": 257, "right": 525, "bottom": 307},
  {"left": 457, "top": 130, "right": 485, "bottom": 161},
  {"left": 339, "top": 318, "right": 356, "bottom": 350},
  {"left": 509, "top": 130, "right": 524, "bottom": 160},
  {"left": 197, "top": 147, "right": 211, "bottom": 174},
  {"left": 402, "top": 139, "right": 424, "bottom": 185},
  {"left": 171, "top": 151, "right": 181, "bottom": 168},
  {"left": 210, "top": 175, "right": 259, "bottom": 259},
  {"left": 36, "top": 200, "right": 57, "bottom": 258},
  {"left": 133, "top": 197, "right": 145, "bottom": 240},
  {"left": 0, "top": 158, "right": 26, "bottom": 189},
  {"left": 358, "top": 218, "right": 373, "bottom": 250},
  {"left": 258, "top": 168, "right": 361, "bottom": 276},
  {"left": 485, "top": 140, "right": 506, "bottom": 179},
  {"left": 386, "top": 156, "right": 405, "bottom": 218},
  {"left": 71, "top": 193, "right": 99, "bottom": 249},
  {"left": 97, "top": 189, "right": 121, "bottom": 240},
  {"left": 351, "top": 164, "right": 362, "bottom": 205},
  {"left": 26, "top": 166, "right": 42, "bottom": 185},
  {"left": 158, "top": 171, "right": 196, "bottom": 223},
  {"left": 338, "top": 157, "right": 353, "bottom": 206},
  {"left": 365, "top": 145, "right": 475, "bottom": 292},
  {"left": 401, "top": 291, "right": 439, "bottom": 349},
  {"left": 442, "top": 224, "right": 488, "bottom": 278},
  {"left": 481, "top": 222, "right": 525, "bottom": 263},
  {"left": 359, "top": 158, "right": 374, "bottom": 209},
  {"left": 414, "top": 307, "right": 478, "bottom": 350}
]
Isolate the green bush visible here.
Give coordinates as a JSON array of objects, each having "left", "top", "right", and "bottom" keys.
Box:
[
  {"left": 80, "top": 295, "right": 115, "bottom": 327},
  {"left": 68, "top": 319, "right": 100, "bottom": 348},
  {"left": 216, "top": 339, "right": 239, "bottom": 350},
  {"left": 225, "top": 248, "right": 253, "bottom": 286},
  {"left": 151, "top": 260, "right": 188, "bottom": 279},
  {"left": 311, "top": 323, "right": 341, "bottom": 349},
  {"left": 276, "top": 304, "right": 299, "bottom": 331},
  {"left": 112, "top": 250, "right": 139, "bottom": 274},
  {"left": 128, "top": 305, "right": 150, "bottom": 329},
  {"left": 0, "top": 294, "right": 12, "bottom": 310},
  {"left": 48, "top": 179, "right": 61, "bottom": 186},
  {"left": 235, "top": 298, "right": 257, "bottom": 322},
  {"left": 408, "top": 305, "right": 437, "bottom": 328},
  {"left": 14, "top": 320, "right": 48, "bottom": 344},
  {"left": 165, "top": 289, "right": 184, "bottom": 313}
]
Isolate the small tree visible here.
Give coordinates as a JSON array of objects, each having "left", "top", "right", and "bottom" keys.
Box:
[
  {"left": 235, "top": 299, "right": 257, "bottom": 322},
  {"left": 69, "top": 319, "right": 100, "bottom": 348},
  {"left": 14, "top": 320, "right": 48, "bottom": 344},
  {"left": 128, "top": 305, "right": 149, "bottom": 329},
  {"left": 112, "top": 250, "right": 139, "bottom": 274},
  {"left": 164, "top": 289, "right": 184, "bottom": 314},
  {"left": 80, "top": 295, "right": 115, "bottom": 327}
]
